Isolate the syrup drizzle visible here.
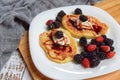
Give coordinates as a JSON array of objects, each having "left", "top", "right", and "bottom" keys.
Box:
[{"left": 68, "top": 19, "right": 102, "bottom": 34}]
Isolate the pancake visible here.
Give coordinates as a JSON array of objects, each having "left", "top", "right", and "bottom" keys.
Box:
[
  {"left": 39, "top": 29, "right": 77, "bottom": 63},
  {"left": 62, "top": 15, "right": 108, "bottom": 38}
]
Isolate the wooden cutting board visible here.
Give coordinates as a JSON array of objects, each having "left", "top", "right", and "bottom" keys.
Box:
[{"left": 19, "top": 0, "right": 120, "bottom": 80}]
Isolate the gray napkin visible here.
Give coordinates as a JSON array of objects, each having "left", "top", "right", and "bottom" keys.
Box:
[{"left": 0, "top": 0, "right": 101, "bottom": 70}]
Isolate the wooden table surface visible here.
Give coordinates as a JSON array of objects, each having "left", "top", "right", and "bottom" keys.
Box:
[{"left": 19, "top": 0, "right": 120, "bottom": 80}]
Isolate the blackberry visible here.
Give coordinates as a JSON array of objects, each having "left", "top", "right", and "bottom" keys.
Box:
[
  {"left": 57, "top": 10, "right": 66, "bottom": 18},
  {"left": 91, "top": 39, "right": 96, "bottom": 44},
  {"left": 97, "top": 42, "right": 105, "bottom": 46},
  {"left": 89, "top": 51, "right": 97, "bottom": 57},
  {"left": 54, "top": 21, "right": 61, "bottom": 28},
  {"left": 95, "top": 47, "right": 100, "bottom": 54},
  {"left": 55, "top": 31, "right": 63, "bottom": 39},
  {"left": 47, "top": 24, "right": 55, "bottom": 30},
  {"left": 79, "top": 15, "right": 88, "bottom": 22},
  {"left": 74, "top": 54, "right": 83, "bottom": 64},
  {"left": 79, "top": 37, "right": 87, "bottom": 46},
  {"left": 74, "top": 8, "right": 82, "bottom": 15},
  {"left": 110, "top": 46, "right": 114, "bottom": 51},
  {"left": 104, "top": 38, "right": 113, "bottom": 46},
  {"left": 55, "top": 16, "right": 62, "bottom": 23},
  {"left": 102, "top": 35, "right": 107, "bottom": 39},
  {"left": 89, "top": 56, "right": 100, "bottom": 68},
  {"left": 81, "top": 51, "right": 89, "bottom": 58},
  {"left": 98, "top": 52, "right": 107, "bottom": 60}
]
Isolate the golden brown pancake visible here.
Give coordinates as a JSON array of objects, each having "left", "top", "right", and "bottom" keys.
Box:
[
  {"left": 39, "top": 29, "right": 77, "bottom": 63},
  {"left": 62, "top": 15, "right": 108, "bottom": 38}
]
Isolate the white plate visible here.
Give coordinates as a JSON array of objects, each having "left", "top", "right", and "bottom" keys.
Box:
[{"left": 29, "top": 5, "right": 120, "bottom": 80}]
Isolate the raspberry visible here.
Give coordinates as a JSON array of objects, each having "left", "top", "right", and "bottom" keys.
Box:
[
  {"left": 100, "top": 45, "right": 110, "bottom": 52},
  {"left": 74, "top": 54, "right": 83, "bottom": 64},
  {"left": 107, "top": 51, "right": 115, "bottom": 59},
  {"left": 46, "top": 19, "right": 54, "bottom": 25},
  {"left": 87, "top": 44, "right": 96, "bottom": 52},
  {"left": 98, "top": 52, "right": 107, "bottom": 60},
  {"left": 96, "top": 36, "right": 104, "bottom": 43},
  {"left": 55, "top": 31, "right": 63, "bottom": 39},
  {"left": 79, "top": 37, "right": 87, "bottom": 46},
  {"left": 79, "top": 15, "right": 88, "bottom": 22},
  {"left": 74, "top": 8, "right": 82, "bottom": 15},
  {"left": 82, "top": 58, "right": 90, "bottom": 68}
]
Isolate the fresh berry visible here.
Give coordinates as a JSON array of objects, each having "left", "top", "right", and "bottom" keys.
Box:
[
  {"left": 47, "top": 24, "right": 55, "bottom": 30},
  {"left": 96, "top": 36, "right": 104, "bottom": 43},
  {"left": 102, "top": 35, "right": 107, "bottom": 39},
  {"left": 54, "top": 21, "right": 61, "bottom": 28},
  {"left": 56, "top": 16, "right": 62, "bottom": 22},
  {"left": 74, "top": 8, "right": 82, "bottom": 15},
  {"left": 79, "top": 15, "right": 88, "bottom": 22},
  {"left": 74, "top": 54, "right": 83, "bottom": 64},
  {"left": 57, "top": 10, "right": 66, "bottom": 18},
  {"left": 89, "top": 56, "right": 100, "bottom": 68},
  {"left": 55, "top": 31, "right": 63, "bottom": 39},
  {"left": 97, "top": 42, "right": 105, "bottom": 47},
  {"left": 46, "top": 19, "right": 54, "bottom": 25},
  {"left": 87, "top": 44, "right": 96, "bottom": 52},
  {"left": 110, "top": 46, "right": 114, "bottom": 51},
  {"left": 98, "top": 52, "right": 107, "bottom": 60},
  {"left": 91, "top": 39, "right": 96, "bottom": 44},
  {"left": 81, "top": 51, "right": 89, "bottom": 58},
  {"left": 82, "top": 58, "right": 90, "bottom": 68},
  {"left": 107, "top": 51, "right": 115, "bottom": 59},
  {"left": 79, "top": 37, "right": 87, "bottom": 46},
  {"left": 104, "top": 38, "right": 113, "bottom": 46},
  {"left": 100, "top": 45, "right": 110, "bottom": 52},
  {"left": 95, "top": 47, "right": 100, "bottom": 54},
  {"left": 89, "top": 51, "right": 97, "bottom": 56}
]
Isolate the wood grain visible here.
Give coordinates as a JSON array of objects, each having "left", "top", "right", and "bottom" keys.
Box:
[{"left": 19, "top": 0, "right": 120, "bottom": 79}]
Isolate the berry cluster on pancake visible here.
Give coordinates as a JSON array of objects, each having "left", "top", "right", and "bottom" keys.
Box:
[
  {"left": 39, "top": 29, "right": 77, "bottom": 63},
  {"left": 62, "top": 9, "right": 108, "bottom": 38}
]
